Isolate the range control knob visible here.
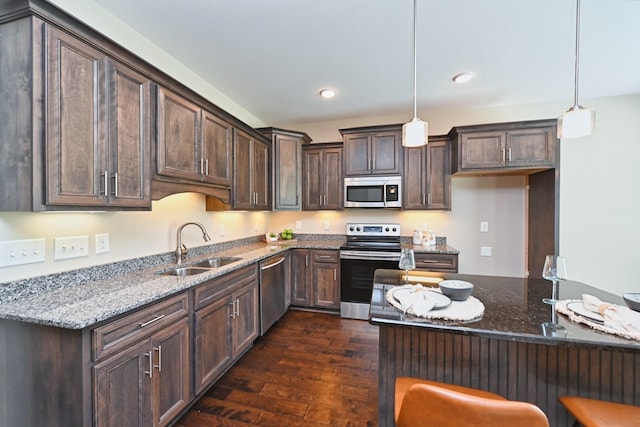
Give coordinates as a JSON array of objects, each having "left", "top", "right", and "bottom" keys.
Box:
[
  {"left": 356, "top": 227, "right": 361, "bottom": 232},
  {"left": 385, "top": 227, "right": 390, "bottom": 232},
  {"left": 349, "top": 226, "right": 354, "bottom": 232},
  {"left": 392, "top": 227, "right": 397, "bottom": 232}
]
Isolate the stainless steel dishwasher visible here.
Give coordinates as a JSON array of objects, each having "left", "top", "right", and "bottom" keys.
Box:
[{"left": 259, "top": 255, "right": 287, "bottom": 335}]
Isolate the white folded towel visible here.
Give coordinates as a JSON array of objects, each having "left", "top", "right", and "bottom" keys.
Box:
[
  {"left": 582, "top": 294, "right": 640, "bottom": 334},
  {"left": 395, "top": 285, "right": 436, "bottom": 316}
]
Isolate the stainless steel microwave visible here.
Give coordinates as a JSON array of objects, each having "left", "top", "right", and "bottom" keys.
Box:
[{"left": 344, "top": 176, "right": 402, "bottom": 208}]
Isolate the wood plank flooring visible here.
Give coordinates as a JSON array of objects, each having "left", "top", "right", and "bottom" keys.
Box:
[{"left": 174, "top": 310, "right": 380, "bottom": 427}]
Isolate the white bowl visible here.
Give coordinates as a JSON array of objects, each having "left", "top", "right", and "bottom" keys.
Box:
[
  {"left": 265, "top": 233, "right": 279, "bottom": 242},
  {"left": 439, "top": 280, "right": 474, "bottom": 301}
]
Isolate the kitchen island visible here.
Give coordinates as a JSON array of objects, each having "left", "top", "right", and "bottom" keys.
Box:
[{"left": 370, "top": 269, "right": 640, "bottom": 427}]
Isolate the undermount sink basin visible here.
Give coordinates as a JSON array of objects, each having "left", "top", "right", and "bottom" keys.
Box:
[
  {"left": 158, "top": 266, "right": 212, "bottom": 277},
  {"left": 191, "top": 256, "right": 242, "bottom": 268}
]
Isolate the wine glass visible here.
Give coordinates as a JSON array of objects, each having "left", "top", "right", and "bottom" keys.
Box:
[
  {"left": 398, "top": 248, "right": 416, "bottom": 283},
  {"left": 541, "top": 255, "right": 568, "bottom": 305}
]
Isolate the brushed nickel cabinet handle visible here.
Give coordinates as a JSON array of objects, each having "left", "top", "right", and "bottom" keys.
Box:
[
  {"left": 103, "top": 171, "right": 108, "bottom": 196},
  {"left": 501, "top": 148, "right": 506, "bottom": 163},
  {"left": 205, "top": 158, "right": 209, "bottom": 175},
  {"left": 139, "top": 314, "right": 165, "bottom": 328},
  {"left": 145, "top": 351, "right": 153, "bottom": 378},
  {"left": 113, "top": 172, "right": 118, "bottom": 197},
  {"left": 508, "top": 148, "right": 512, "bottom": 162},
  {"left": 154, "top": 346, "right": 162, "bottom": 372}
]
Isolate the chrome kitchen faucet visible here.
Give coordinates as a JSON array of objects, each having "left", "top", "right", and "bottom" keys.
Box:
[{"left": 176, "top": 222, "right": 211, "bottom": 264}]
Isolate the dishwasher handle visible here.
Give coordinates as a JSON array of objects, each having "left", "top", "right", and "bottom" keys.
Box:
[{"left": 261, "top": 256, "right": 285, "bottom": 270}]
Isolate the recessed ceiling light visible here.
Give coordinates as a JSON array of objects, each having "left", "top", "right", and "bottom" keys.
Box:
[
  {"left": 319, "top": 89, "right": 335, "bottom": 99},
  {"left": 452, "top": 72, "right": 473, "bottom": 84}
]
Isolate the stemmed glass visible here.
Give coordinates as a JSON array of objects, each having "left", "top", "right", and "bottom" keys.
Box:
[
  {"left": 541, "top": 255, "right": 568, "bottom": 305},
  {"left": 398, "top": 248, "right": 416, "bottom": 283},
  {"left": 541, "top": 255, "right": 568, "bottom": 337}
]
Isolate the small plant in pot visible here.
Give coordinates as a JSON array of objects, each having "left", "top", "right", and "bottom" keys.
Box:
[{"left": 265, "top": 232, "right": 279, "bottom": 242}]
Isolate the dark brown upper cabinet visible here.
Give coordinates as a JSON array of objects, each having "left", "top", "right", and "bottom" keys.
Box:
[
  {"left": 233, "top": 129, "right": 270, "bottom": 211},
  {"left": 403, "top": 136, "right": 451, "bottom": 210},
  {"left": 449, "top": 119, "right": 558, "bottom": 175},
  {"left": 340, "top": 124, "right": 403, "bottom": 176},
  {"left": 258, "top": 127, "right": 311, "bottom": 211},
  {"left": 302, "top": 143, "right": 343, "bottom": 211},
  {"left": 155, "top": 85, "right": 232, "bottom": 198},
  {"left": 0, "top": 18, "right": 152, "bottom": 211}
]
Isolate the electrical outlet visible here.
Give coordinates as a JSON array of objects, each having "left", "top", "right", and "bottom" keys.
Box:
[
  {"left": 295, "top": 220, "right": 302, "bottom": 230},
  {"left": 481, "top": 246, "right": 492, "bottom": 257},
  {"left": 95, "top": 233, "right": 110, "bottom": 254},
  {"left": 323, "top": 220, "right": 330, "bottom": 231},
  {"left": 0, "top": 238, "right": 46, "bottom": 267},
  {"left": 54, "top": 236, "right": 89, "bottom": 260},
  {"left": 480, "top": 222, "right": 489, "bottom": 232},
  {"left": 219, "top": 223, "right": 225, "bottom": 236}
]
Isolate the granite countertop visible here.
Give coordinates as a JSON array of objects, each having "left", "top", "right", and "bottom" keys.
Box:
[
  {"left": 370, "top": 269, "right": 640, "bottom": 351},
  {"left": 0, "top": 236, "right": 345, "bottom": 330},
  {"left": 409, "top": 244, "right": 459, "bottom": 254}
]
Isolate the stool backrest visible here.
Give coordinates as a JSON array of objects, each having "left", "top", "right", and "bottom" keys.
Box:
[{"left": 396, "top": 383, "right": 549, "bottom": 427}]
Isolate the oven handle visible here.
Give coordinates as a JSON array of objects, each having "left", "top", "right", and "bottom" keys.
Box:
[{"left": 340, "top": 250, "right": 401, "bottom": 261}]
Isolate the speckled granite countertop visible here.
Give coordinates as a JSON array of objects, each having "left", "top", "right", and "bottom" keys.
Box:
[
  {"left": 0, "top": 235, "right": 345, "bottom": 330},
  {"left": 370, "top": 269, "right": 640, "bottom": 350}
]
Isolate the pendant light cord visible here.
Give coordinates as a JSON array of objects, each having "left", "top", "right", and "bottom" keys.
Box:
[
  {"left": 411, "top": 0, "right": 418, "bottom": 119},
  {"left": 572, "top": 0, "right": 581, "bottom": 108}
]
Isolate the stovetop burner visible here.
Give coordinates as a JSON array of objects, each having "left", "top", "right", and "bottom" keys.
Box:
[{"left": 341, "top": 223, "right": 401, "bottom": 251}]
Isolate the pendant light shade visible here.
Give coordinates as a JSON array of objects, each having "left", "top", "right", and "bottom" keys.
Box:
[
  {"left": 558, "top": 0, "right": 595, "bottom": 139},
  {"left": 403, "top": 0, "right": 428, "bottom": 147}
]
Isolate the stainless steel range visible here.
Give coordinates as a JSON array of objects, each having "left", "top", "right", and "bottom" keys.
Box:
[{"left": 340, "top": 223, "right": 401, "bottom": 320}]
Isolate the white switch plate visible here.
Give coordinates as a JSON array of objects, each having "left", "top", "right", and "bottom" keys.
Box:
[
  {"left": 219, "top": 223, "right": 225, "bottom": 236},
  {"left": 481, "top": 246, "right": 492, "bottom": 257},
  {"left": 95, "top": 233, "right": 110, "bottom": 254},
  {"left": 0, "top": 238, "right": 45, "bottom": 267},
  {"left": 480, "top": 222, "right": 489, "bottom": 232},
  {"left": 54, "top": 236, "right": 89, "bottom": 260},
  {"left": 295, "top": 220, "right": 302, "bottom": 230},
  {"left": 323, "top": 220, "right": 330, "bottom": 231}
]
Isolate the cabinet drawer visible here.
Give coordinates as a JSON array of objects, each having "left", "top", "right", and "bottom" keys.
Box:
[
  {"left": 92, "top": 293, "right": 189, "bottom": 361},
  {"left": 313, "top": 250, "right": 338, "bottom": 263},
  {"left": 194, "top": 264, "right": 258, "bottom": 310},
  {"left": 414, "top": 253, "right": 458, "bottom": 272}
]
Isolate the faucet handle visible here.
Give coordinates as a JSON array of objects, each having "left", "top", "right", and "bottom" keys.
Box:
[{"left": 180, "top": 244, "right": 187, "bottom": 257}]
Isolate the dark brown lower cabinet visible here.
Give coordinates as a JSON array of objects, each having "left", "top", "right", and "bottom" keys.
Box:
[
  {"left": 414, "top": 252, "right": 458, "bottom": 273},
  {"left": 193, "top": 265, "right": 259, "bottom": 395},
  {"left": 94, "top": 318, "right": 190, "bottom": 427},
  {"left": 290, "top": 249, "right": 339, "bottom": 310}
]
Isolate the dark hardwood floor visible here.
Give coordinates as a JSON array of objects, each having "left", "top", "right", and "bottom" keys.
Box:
[{"left": 174, "top": 310, "right": 380, "bottom": 427}]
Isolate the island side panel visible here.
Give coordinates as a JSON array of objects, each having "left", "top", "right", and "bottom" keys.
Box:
[{"left": 378, "top": 324, "right": 640, "bottom": 427}]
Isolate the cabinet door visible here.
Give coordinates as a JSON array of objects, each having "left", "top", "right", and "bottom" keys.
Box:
[
  {"left": 156, "top": 87, "right": 200, "bottom": 180},
  {"left": 232, "top": 281, "right": 259, "bottom": 357},
  {"left": 194, "top": 295, "right": 233, "bottom": 394},
  {"left": 233, "top": 129, "right": 254, "bottom": 209},
  {"left": 290, "top": 249, "right": 312, "bottom": 306},
  {"left": 459, "top": 131, "right": 505, "bottom": 169},
  {"left": 425, "top": 138, "right": 451, "bottom": 210},
  {"left": 201, "top": 111, "right": 232, "bottom": 187},
  {"left": 322, "top": 148, "right": 343, "bottom": 209},
  {"left": 302, "top": 149, "right": 322, "bottom": 210},
  {"left": 94, "top": 339, "right": 152, "bottom": 427},
  {"left": 371, "top": 131, "right": 402, "bottom": 174},
  {"left": 107, "top": 59, "right": 151, "bottom": 208},
  {"left": 253, "top": 138, "right": 270, "bottom": 210},
  {"left": 506, "top": 127, "right": 555, "bottom": 167},
  {"left": 344, "top": 134, "right": 371, "bottom": 176},
  {"left": 45, "top": 25, "right": 106, "bottom": 206},
  {"left": 153, "top": 318, "right": 191, "bottom": 427},
  {"left": 313, "top": 261, "right": 339, "bottom": 309},
  {"left": 402, "top": 146, "right": 427, "bottom": 210},
  {"left": 274, "top": 135, "right": 301, "bottom": 210}
]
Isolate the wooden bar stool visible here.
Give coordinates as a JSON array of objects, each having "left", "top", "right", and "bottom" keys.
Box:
[
  {"left": 560, "top": 396, "right": 640, "bottom": 427},
  {"left": 395, "top": 377, "right": 549, "bottom": 427}
]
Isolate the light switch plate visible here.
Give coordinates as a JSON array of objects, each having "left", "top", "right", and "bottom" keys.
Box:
[
  {"left": 0, "top": 238, "right": 45, "bottom": 267},
  {"left": 481, "top": 246, "right": 492, "bottom": 257},
  {"left": 95, "top": 233, "right": 110, "bottom": 254},
  {"left": 54, "top": 236, "right": 89, "bottom": 260},
  {"left": 480, "top": 222, "right": 489, "bottom": 232},
  {"left": 295, "top": 221, "right": 302, "bottom": 230}
]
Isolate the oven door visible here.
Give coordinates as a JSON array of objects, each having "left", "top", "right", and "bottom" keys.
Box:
[{"left": 340, "top": 250, "right": 400, "bottom": 319}]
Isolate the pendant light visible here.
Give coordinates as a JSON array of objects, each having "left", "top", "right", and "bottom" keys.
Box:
[
  {"left": 557, "top": 0, "right": 595, "bottom": 139},
  {"left": 402, "top": 0, "right": 428, "bottom": 147}
]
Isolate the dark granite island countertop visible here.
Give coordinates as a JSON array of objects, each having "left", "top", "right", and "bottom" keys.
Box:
[{"left": 370, "top": 269, "right": 640, "bottom": 427}]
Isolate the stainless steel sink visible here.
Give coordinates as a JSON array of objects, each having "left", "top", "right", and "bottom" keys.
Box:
[
  {"left": 158, "top": 266, "right": 213, "bottom": 277},
  {"left": 191, "top": 256, "right": 242, "bottom": 268}
]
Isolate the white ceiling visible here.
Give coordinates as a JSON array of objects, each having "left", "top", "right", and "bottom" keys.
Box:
[{"left": 88, "top": 0, "right": 640, "bottom": 126}]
